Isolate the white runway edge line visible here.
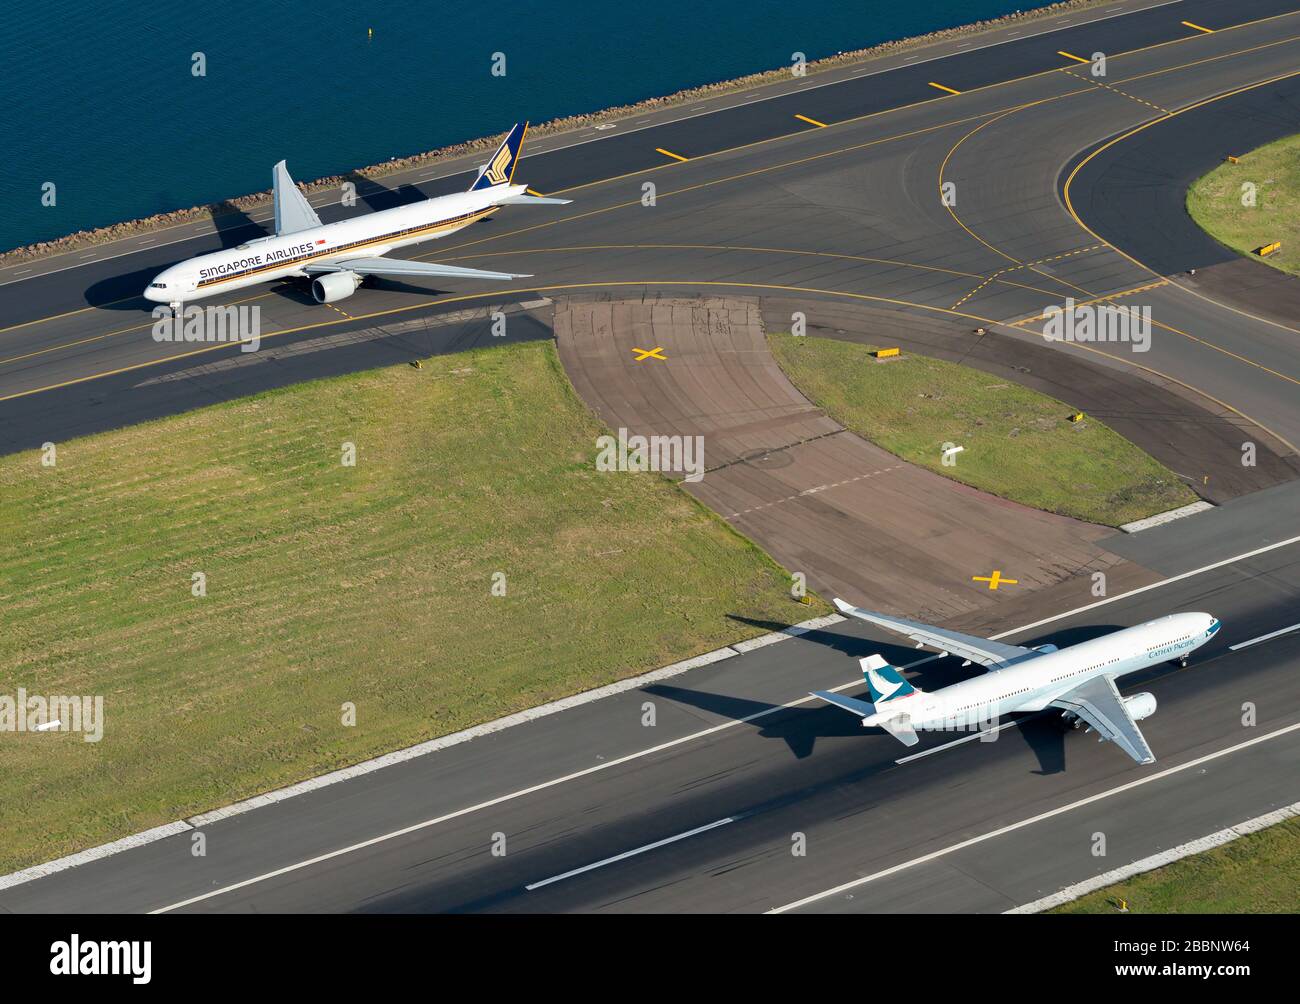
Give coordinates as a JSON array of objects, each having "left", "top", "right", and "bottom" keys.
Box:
[
  {"left": 768, "top": 721, "right": 1300, "bottom": 913},
  {"left": 0, "top": 613, "right": 842, "bottom": 894},
  {"left": 0, "top": 0, "right": 1184, "bottom": 288},
  {"left": 1006, "top": 798, "right": 1300, "bottom": 913},
  {"left": 525, "top": 817, "right": 737, "bottom": 891},
  {"left": 142, "top": 532, "right": 1300, "bottom": 913}
]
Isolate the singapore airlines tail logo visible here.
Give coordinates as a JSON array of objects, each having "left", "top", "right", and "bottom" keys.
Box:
[{"left": 484, "top": 143, "right": 513, "bottom": 186}]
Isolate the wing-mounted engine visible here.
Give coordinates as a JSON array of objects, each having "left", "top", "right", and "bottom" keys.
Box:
[
  {"left": 312, "top": 271, "right": 362, "bottom": 303},
  {"left": 1122, "top": 691, "right": 1157, "bottom": 722}
]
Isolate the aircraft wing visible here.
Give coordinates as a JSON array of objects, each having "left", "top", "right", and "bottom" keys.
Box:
[
  {"left": 1050, "top": 675, "right": 1156, "bottom": 765},
  {"left": 273, "top": 161, "right": 323, "bottom": 236},
  {"left": 304, "top": 256, "right": 529, "bottom": 281},
  {"left": 832, "top": 599, "right": 1039, "bottom": 670}
]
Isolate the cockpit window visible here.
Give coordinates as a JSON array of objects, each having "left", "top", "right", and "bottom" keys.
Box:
[{"left": 149, "top": 282, "right": 167, "bottom": 289}]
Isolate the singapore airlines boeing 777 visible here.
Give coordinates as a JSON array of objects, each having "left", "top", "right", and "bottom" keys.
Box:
[
  {"left": 144, "top": 122, "right": 565, "bottom": 309},
  {"left": 814, "top": 599, "right": 1222, "bottom": 765}
]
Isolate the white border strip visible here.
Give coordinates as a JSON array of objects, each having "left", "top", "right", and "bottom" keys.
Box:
[
  {"left": 1120, "top": 500, "right": 1214, "bottom": 533},
  {"left": 0, "top": 612, "right": 839, "bottom": 892},
  {"left": 0, "top": 822, "right": 193, "bottom": 893},
  {"left": 1006, "top": 799, "right": 1300, "bottom": 913}
]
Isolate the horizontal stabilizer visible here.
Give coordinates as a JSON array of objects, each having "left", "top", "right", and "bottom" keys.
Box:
[
  {"left": 809, "top": 690, "right": 875, "bottom": 719},
  {"left": 497, "top": 194, "right": 573, "bottom": 205},
  {"left": 879, "top": 715, "right": 920, "bottom": 747}
]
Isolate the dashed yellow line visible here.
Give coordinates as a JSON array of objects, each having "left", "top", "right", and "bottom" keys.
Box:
[
  {"left": 1009, "top": 280, "right": 1169, "bottom": 325},
  {"left": 655, "top": 147, "right": 689, "bottom": 162},
  {"left": 1182, "top": 20, "right": 1214, "bottom": 34},
  {"left": 928, "top": 82, "right": 962, "bottom": 95},
  {"left": 1064, "top": 69, "right": 1172, "bottom": 115},
  {"left": 950, "top": 245, "right": 1103, "bottom": 308},
  {"left": 794, "top": 114, "right": 828, "bottom": 128},
  {"left": 1058, "top": 50, "right": 1091, "bottom": 64}
]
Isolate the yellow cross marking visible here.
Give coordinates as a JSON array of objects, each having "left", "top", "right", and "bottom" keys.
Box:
[
  {"left": 655, "top": 148, "right": 689, "bottom": 162},
  {"left": 1181, "top": 20, "right": 1214, "bottom": 33},
  {"left": 1058, "top": 50, "right": 1091, "bottom": 64},
  {"left": 794, "top": 114, "right": 828, "bottom": 128},
  {"left": 928, "top": 82, "right": 962, "bottom": 95},
  {"left": 972, "top": 570, "right": 1018, "bottom": 590},
  {"left": 632, "top": 346, "right": 667, "bottom": 361}
]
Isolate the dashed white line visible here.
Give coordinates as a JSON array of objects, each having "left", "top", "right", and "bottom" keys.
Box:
[{"left": 726, "top": 465, "right": 905, "bottom": 518}]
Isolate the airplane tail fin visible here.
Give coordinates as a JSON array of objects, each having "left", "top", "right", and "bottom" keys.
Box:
[
  {"left": 860, "top": 654, "right": 916, "bottom": 703},
  {"left": 469, "top": 122, "right": 529, "bottom": 191},
  {"left": 809, "top": 655, "right": 921, "bottom": 748}
]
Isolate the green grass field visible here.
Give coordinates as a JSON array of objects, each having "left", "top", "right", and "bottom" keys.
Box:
[
  {"left": 1187, "top": 133, "right": 1300, "bottom": 278},
  {"left": 1053, "top": 816, "right": 1300, "bottom": 913},
  {"left": 0, "top": 340, "right": 814, "bottom": 874},
  {"left": 768, "top": 334, "right": 1196, "bottom": 526}
]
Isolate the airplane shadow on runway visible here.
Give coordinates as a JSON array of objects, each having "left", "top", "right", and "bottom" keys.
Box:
[
  {"left": 678, "top": 615, "right": 1134, "bottom": 773},
  {"left": 340, "top": 171, "right": 429, "bottom": 213}
]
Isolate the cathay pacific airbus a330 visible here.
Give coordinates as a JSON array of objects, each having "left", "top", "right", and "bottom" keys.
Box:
[
  {"left": 813, "top": 599, "right": 1222, "bottom": 765},
  {"left": 144, "top": 122, "right": 565, "bottom": 309}
]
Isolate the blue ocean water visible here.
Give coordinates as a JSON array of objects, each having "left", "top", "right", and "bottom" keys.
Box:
[{"left": 0, "top": 0, "right": 1035, "bottom": 251}]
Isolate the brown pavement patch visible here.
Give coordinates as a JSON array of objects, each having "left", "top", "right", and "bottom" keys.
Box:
[{"left": 555, "top": 293, "right": 1134, "bottom": 622}]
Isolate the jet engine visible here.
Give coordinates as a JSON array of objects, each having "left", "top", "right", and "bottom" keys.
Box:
[
  {"left": 311, "top": 271, "right": 362, "bottom": 303},
  {"left": 1122, "top": 692, "right": 1157, "bottom": 722}
]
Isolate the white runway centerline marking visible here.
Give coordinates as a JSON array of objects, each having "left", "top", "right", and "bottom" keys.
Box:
[
  {"left": 525, "top": 817, "right": 737, "bottom": 890},
  {"left": 146, "top": 533, "right": 1300, "bottom": 913},
  {"left": 1230, "top": 622, "right": 1300, "bottom": 651}
]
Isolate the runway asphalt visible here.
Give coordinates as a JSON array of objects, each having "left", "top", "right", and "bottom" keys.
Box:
[
  {"left": 2, "top": 487, "right": 1296, "bottom": 913},
  {"left": 3, "top": 0, "right": 1300, "bottom": 913}
]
